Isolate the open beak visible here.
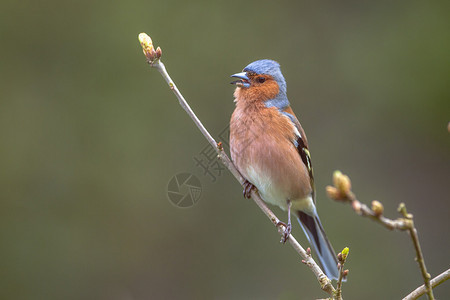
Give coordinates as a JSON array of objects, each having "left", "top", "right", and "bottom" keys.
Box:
[{"left": 230, "top": 72, "right": 250, "bottom": 88}]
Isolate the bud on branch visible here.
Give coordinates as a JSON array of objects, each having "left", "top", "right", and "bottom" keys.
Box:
[{"left": 138, "top": 32, "right": 162, "bottom": 64}]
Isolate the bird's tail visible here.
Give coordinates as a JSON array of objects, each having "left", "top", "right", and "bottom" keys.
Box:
[{"left": 297, "top": 211, "right": 339, "bottom": 280}]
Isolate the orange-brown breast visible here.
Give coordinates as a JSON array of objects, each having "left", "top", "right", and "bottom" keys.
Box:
[{"left": 230, "top": 99, "right": 313, "bottom": 207}]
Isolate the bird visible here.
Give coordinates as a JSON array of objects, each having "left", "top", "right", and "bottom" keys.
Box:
[{"left": 229, "top": 59, "right": 339, "bottom": 280}]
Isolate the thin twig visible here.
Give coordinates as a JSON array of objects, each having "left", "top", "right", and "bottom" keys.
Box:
[
  {"left": 344, "top": 191, "right": 410, "bottom": 230},
  {"left": 403, "top": 268, "right": 450, "bottom": 300},
  {"left": 335, "top": 268, "right": 344, "bottom": 300},
  {"left": 398, "top": 204, "right": 434, "bottom": 299},
  {"left": 138, "top": 33, "right": 336, "bottom": 297},
  {"left": 327, "top": 171, "right": 437, "bottom": 300},
  {"left": 334, "top": 248, "right": 349, "bottom": 300}
]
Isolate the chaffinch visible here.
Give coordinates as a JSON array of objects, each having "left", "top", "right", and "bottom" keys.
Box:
[{"left": 229, "top": 59, "right": 339, "bottom": 280}]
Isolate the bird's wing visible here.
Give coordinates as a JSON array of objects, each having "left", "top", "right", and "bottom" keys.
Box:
[{"left": 281, "top": 106, "right": 315, "bottom": 202}]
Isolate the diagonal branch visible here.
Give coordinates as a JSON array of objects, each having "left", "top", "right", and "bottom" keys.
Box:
[
  {"left": 403, "top": 268, "right": 450, "bottom": 300},
  {"left": 138, "top": 33, "right": 336, "bottom": 297}
]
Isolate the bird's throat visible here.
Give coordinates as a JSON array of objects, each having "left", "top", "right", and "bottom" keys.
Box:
[{"left": 233, "top": 82, "right": 280, "bottom": 104}]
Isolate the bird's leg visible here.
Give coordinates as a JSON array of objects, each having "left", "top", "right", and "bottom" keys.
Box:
[
  {"left": 277, "top": 200, "right": 292, "bottom": 244},
  {"left": 242, "top": 179, "right": 255, "bottom": 199}
]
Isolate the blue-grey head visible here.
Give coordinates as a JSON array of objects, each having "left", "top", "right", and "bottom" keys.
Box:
[{"left": 231, "top": 59, "right": 288, "bottom": 107}]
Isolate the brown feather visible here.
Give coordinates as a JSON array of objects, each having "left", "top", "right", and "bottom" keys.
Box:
[{"left": 230, "top": 93, "right": 313, "bottom": 208}]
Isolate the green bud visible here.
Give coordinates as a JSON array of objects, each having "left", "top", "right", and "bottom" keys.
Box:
[{"left": 341, "top": 247, "right": 349, "bottom": 261}]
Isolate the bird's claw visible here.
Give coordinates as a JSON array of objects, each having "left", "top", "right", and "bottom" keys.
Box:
[
  {"left": 276, "top": 221, "right": 292, "bottom": 244},
  {"left": 242, "top": 180, "right": 255, "bottom": 199}
]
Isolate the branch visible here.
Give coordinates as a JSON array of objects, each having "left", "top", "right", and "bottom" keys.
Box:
[
  {"left": 326, "top": 171, "right": 437, "bottom": 300},
  {"left": 138, "top": 33, "right": 336, "bottom": 297},
  {"left": 403, "top": 268, "right": 450, "bottom": 300},
  {"left": 398, "top": 204, "right": 434, "bottom": 300},
  {"left": 326, "top": 172, "right": 410, "bottom": 231}
]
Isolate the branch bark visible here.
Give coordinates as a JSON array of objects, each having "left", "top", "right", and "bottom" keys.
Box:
[
  {"left": 403, "top": 268, "right": 450, "bottom": 300},
  {"left": 138, "top": 33, "right": 336, "bottom": 298}
]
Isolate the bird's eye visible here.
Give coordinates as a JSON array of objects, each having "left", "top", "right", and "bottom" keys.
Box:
[{"left": 257, "top": 77, "right": 266, "bottom": 83}]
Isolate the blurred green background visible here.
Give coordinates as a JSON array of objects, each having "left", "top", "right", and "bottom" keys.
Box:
[{"left": 1, "top": 0, "right": 449, "bottom": 299}]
